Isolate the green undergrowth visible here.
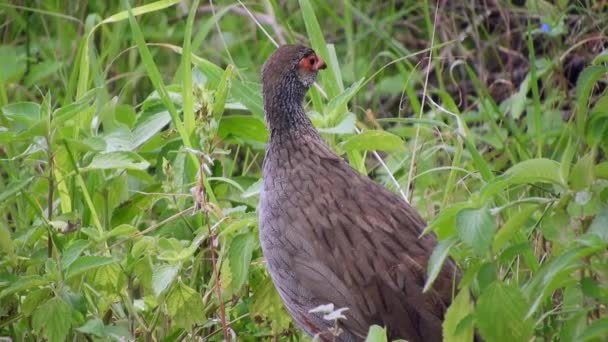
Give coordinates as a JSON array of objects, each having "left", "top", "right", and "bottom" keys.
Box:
[{"left": 0, "top": 1, "right": 606, "bottom": 341}]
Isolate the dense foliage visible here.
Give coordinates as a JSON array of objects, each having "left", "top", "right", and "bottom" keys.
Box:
[{"left": 0, "top": 1, "right": 607, "bottom": 341}]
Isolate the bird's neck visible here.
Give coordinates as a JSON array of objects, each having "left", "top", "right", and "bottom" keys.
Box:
[{"left": 263, "top": 86, "right": 317, "bottom": 138}]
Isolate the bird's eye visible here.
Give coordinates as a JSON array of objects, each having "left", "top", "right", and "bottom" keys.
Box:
[{"left": 309, "top": 57, "right": 316, "bottom": 65}]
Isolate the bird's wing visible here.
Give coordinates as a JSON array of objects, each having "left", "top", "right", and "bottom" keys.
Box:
[{"left": 288, "top": 146, "right": 455, "bottom": 340}]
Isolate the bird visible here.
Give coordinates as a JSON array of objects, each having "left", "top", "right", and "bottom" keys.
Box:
[{"left": 258, "top": 44, "right": 458, "bottom": 342}]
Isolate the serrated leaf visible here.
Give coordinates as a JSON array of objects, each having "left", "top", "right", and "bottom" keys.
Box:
[
  {"left": 342, "top": 130, "right": 405, "bottom": 151},
  {"left": 251, "top": 278, "right": 291, "bottom": 333},
  {"left": 456, "top": 207, "right": 496, "bottom": 255},
  {"left": 22, "top": 288, "right": 52, "bottom": 316},
  {"left": 83, "top": 151, "right": 150, "bottom": 171},
  {"left": 152, "top": 264, "right": 179, "bottom": 296},
  {"left": 91, "top": 264, "right": 126, "bottom": 293},
  {"left": 32, "top": 297, "right": 72, "bottom": 342},
  {"left": 443, "top": 288, "right": 474, "bottom": 342},
  {"left": 166, "top": 281, "right": 205, "bottom": 329},
  {"left": 229, "top": 232, "right": 256, "bottom": 292},
  {"left": 476, "top": 282, "right": 533, "bottom": 342},
  {"left": 65, "top": 256, "right": 115, "bottom": 279}
]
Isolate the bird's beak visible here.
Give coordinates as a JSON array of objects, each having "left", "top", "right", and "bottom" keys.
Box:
[{"left": 313, "top": 56, "right": 327, "bottom": 71}]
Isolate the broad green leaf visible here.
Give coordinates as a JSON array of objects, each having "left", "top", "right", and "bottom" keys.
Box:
[
  {"left": 61, "top": 240, "right": 91, "bottom": 270},
  {"left": 0, "top": 275, "right": 50, "bottom": 299},
  {"left": 480, "top": 158, "right": 563, "bottom": 201},
  {"left": 476, "top": 282, "right": 533, "bottom": 342},
  {"left": 250, "top": 278, "right": 291, "bottom": 333},
  {"left": 524, "top": 246, "right": 603, "bottom": 316},
  {"left": 588, "top": 208, "right": 608, "bottom": 242},
  {"left": 65, "top": 256, "right": 115, "bottom": 279},
  {"left": 229, "top": 232, "right": 256, "bottom": 292},
  {"left": 424, "top": 237, "right": 457, "bottom": 292},
  {"left": 217, "top": 115, "right": 268, "bottom": 143},
  {"left": 424, "top": 202, "right": 476, "bottom": 239},
  {"left": 1, "top": 102, "right": 41, "bottom": 128},
  {"left": 83, "top": 151, "right": 150, "bottom": 171},
  {"left": 569, "top": 153, "right": 594, "bottom": 191},
  {"left": 166, "top": 281, "right": 205, "bottom": 329},
  {"left": 576, "top": 317, "right": 608, "bottom": 341},
  {"left": 132, "top": 110, "right": 171, "bottom": 148},
  {"left": 22, "top": 288, "right": 52, "bottom": 316},
  {"left": 493, "top": 204, "right": 538, "bottom": 252},
  {"left": 456, "top": 207, "right": 496, "bottom": 255},
  {"left": 0, "top": 45, "right": 26, "bottom": 83},
  {"left": 365, "top": 325, "right": 388, "bottom": 342},
  {"left": 32, "top": 297, "right": 72, "bottom": 342},
  {"left": 342, "top": 130, "right": 405, "bottom": 151},
  {"left": 152, "top": 264, "right": 179, "bottom": 296},
  {"left": 91, "top": 264, "right": 126, "bottom": 293},
  {"left": 443, "top": 288, "right": 474, "bottom": 342}
]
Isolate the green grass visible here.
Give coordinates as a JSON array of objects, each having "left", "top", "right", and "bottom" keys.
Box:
[{"left": 0, "top": 1, "right": 607, "bottom": 341}]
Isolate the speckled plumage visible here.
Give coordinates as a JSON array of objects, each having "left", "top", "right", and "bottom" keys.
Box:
[{"left": 259, "top": 45, "right": 457, "bottom": 342}]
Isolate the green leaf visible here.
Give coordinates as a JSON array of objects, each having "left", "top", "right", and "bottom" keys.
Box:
[
  {"left": 325, "top": 78, "right": 364, "bottom": 119},
  {"left": 32, "top": 297, "right": 73, "bottom": 342},
  {"left": 576, "top": 317, "right": 608, "bottom": 341},
  {"left": 569, "top": 153, "right": 594, "bottom": 191},
  {"left": 480, "top": 158, "right": 563, "bottom": 201},
  {"left": 476, "top": 282, "right": 533, "bottom": 342},
  {"left": 61, "top": 240, "right": 91, "bottom": 270},
  {"left": 575, "top": 65, "right": 608, "bottom": 134},
  {"left": 166, "top": 281, "right": 205, "bottom": 329},
  {"left": 0, "top": 275, "right": 50, "bottom": 299},
  {"left": 83, "top": 151, "right": 150, "bottom": 171},
  {"left": 493, "top": 204, "right": 538, "bottom": 252},
  {"left": 342, "top": 130, "right": 405, "bottom": 151},
  {"left": 132, "top": 110, "right": 171, "bottom": 148},
  {"left": 588, "top": 208, "right": 608, "bottom": 242},
  {"left": 424, "top": 237, "right": 457, "bottom": 292},
  {"left": 22, "top": 288, "right": 52, "bottom": 316},
  {"left": 0, "top": 45, "right": 26, "bottom": 83},
  {"left": 65, "top": 256, "right": 115, "bottom": 279},
  {"left": 524, "top": 246, "right": 603, "bottom": 315},
  {"left": 229, "top": 232, "right": 256, "bottom": 292},
  {"left": 217, "top": 115, "right": 268, "bottom": 143},
  {"left": 365, "top": 325, "right": 388, "bottom": 342},
  {"left": 456, "top": 207, "right": 496, "bottom": 255},
  {"left": 250, "top": 278, "right": 291, "bottom": 333},
  {"left": 317, "top": 112, "right": 357, "bottom": 134},
  {"left": 443, "top": 288, "right": 474, "bottom": 342},
  {"left": 152, "top": 264, "right": 179, "bottom": 296}
]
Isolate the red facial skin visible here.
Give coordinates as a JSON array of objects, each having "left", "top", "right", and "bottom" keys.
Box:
[{"left": 298, "top": 53, "right": 327, "bottom": 72}]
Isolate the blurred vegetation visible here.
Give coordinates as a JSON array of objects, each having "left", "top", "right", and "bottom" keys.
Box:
[{"left": 0, "top": 0, "right": 607, "bottom": 341}]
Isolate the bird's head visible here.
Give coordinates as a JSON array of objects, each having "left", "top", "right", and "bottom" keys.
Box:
[{"left": 262, "top": 45, "right": 326, "bottom": 100}]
